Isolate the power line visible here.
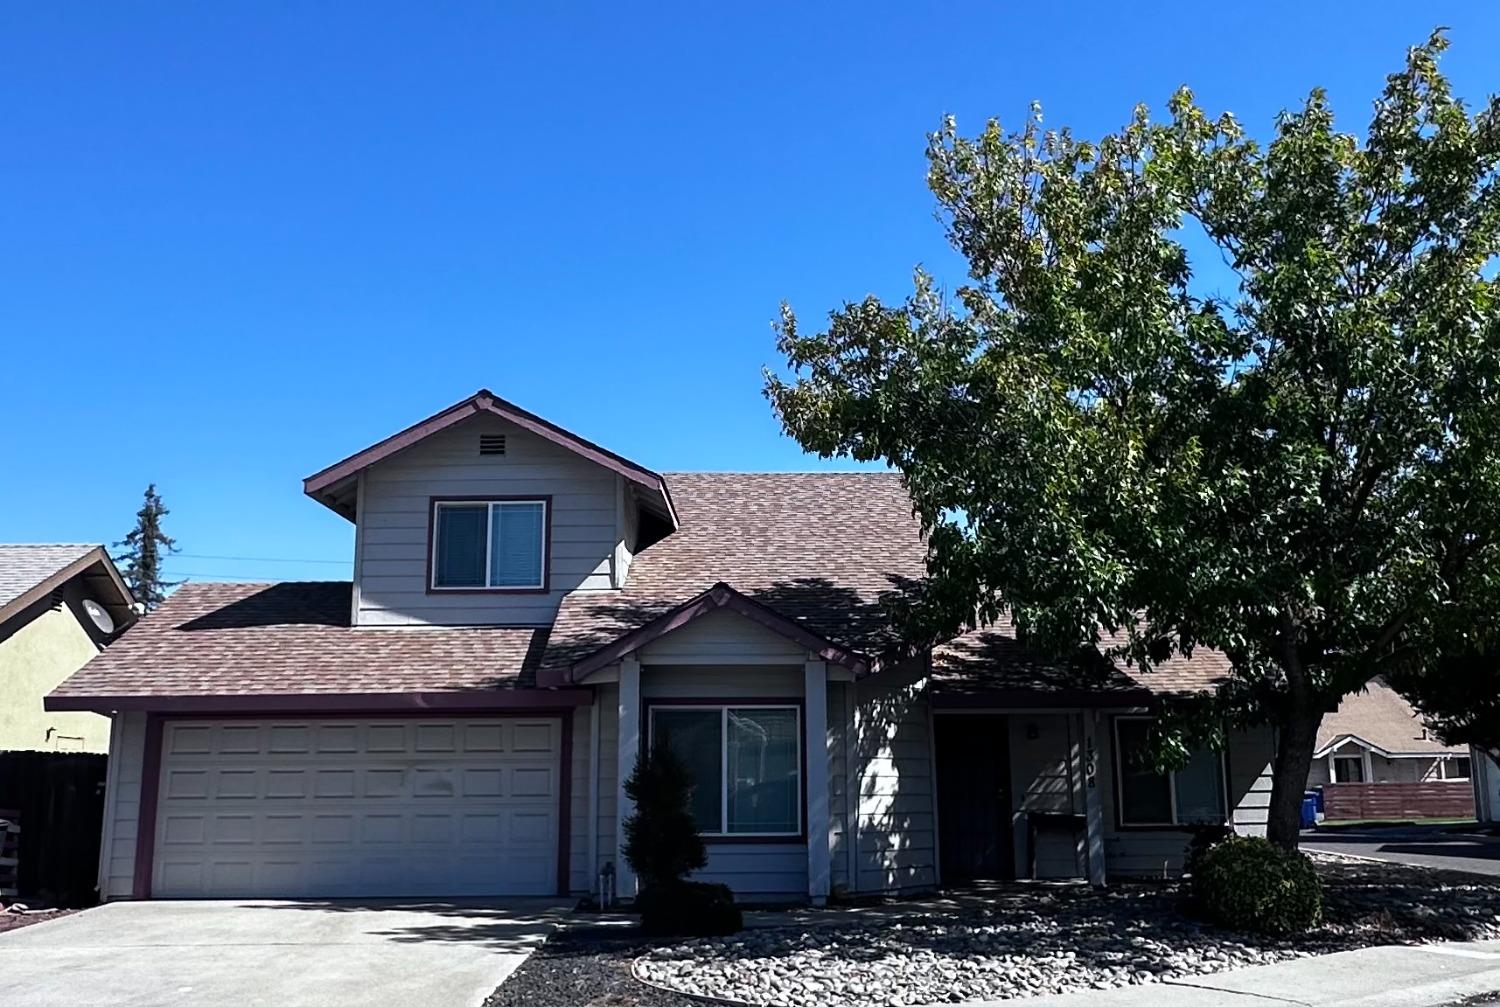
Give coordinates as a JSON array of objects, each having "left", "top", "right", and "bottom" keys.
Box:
[{"left": 172, "top": 553, "right": 350, "bottom": 565}]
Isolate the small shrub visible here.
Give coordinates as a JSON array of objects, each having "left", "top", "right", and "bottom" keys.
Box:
[
  {"left": 1191, "top": 836, "right": 1323, "bottom": 936},
  {"left": 622, "top": 745, "right": 707, "bottom": 890},
  {"left": 1184, "top": 823, "right": 1235, "bottom": 876},
  {"left": 637, "top": 880, "right": 743, "bottom": 937}
]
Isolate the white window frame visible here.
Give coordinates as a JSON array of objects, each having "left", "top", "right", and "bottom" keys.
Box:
[
  {"left": 647, "top": 704, "right": 803, "bottom": 839},
  {"left": 1331, "top": 753, "right": 1367, "bottom": 784},
  {"left": 1112, "top": 715, "right": 1229, "bottom": 828},
  {"left": 430, "top": 498, "right": 548, "bottom": 591},
  {"left": 1438, "top": 756, "right": 1472, "bottom": 781}
]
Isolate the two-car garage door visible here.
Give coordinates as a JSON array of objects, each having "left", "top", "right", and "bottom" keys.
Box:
[{"left": 151, "top": 717, "right": 561, "bottom": 898}]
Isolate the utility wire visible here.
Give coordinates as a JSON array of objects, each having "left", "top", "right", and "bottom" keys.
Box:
[{"left": 173, "top": 553, "right": 349, "bottom": 565}]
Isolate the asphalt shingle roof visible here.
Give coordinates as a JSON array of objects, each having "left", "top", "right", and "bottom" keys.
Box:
[
  {"left": 0, "top": 543, "right": 98, "bottom": 611},
  {"left": 544, "top": 472, "right": 928, "bottom": 671},
  {"left": 931, "top": 620, "right": 1233, "bottom": 699},
  {"left": 1315, "top": 678, "right": 1463, "bottom": 756},
  {"left": 49, "top": 581, "right": 546, "bottom": 698}
]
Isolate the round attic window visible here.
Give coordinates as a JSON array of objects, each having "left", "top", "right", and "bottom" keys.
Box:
[{"left": 82, "top": 598, "right": 115, "bottom": 635}]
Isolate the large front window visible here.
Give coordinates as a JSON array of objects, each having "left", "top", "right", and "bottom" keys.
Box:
[
  {"left": 431, "top": 499, "right": 547, "bottom": 590},
  {"left": 648, "top": 705, "right": 802, "bottom": 837},
  {"left": 1114, "top": 717, "right": 1227, "bottom": 827}
]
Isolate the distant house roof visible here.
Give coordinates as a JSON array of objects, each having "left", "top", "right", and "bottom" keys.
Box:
[
  {"left": 1314, "top": 678, "right": 1463, "bottom": 758},
  {"left": 301, "top": 389, "right": 677, "bottom": 528},
  {"left": 930, "top": 617, "right": 1232, "bottom": 705},
  {"left": 0, "top": 543, "right": 135, "bottom": 629},
  {"left": 46, "top": 581, "right": 577, "bottom": 712},
  {"left": 543, "top": 472, "right": 928, "bottom": 680}
]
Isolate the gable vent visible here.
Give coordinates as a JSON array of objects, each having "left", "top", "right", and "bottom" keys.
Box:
[{"left": 479, "top": 433, "right": 507, "bottom": 456}]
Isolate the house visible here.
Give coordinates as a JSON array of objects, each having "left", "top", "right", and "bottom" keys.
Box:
[
  {"left": 1306, "top": 679, "right": 1472, "bottom": 788},
  {"left": 46, "top": 390, "right": 1272, "bottom": 904},
  {"left": 0, "top": 544, "right": 135, "bottom": 753}
]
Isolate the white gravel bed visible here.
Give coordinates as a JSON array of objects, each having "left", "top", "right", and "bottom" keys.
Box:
[{"left": 634, "top": 860, "right": 1500, "bottom": 1007}]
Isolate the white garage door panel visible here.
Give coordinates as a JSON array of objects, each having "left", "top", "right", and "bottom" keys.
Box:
[{"left": 152, "top": 718, "right": 560, "bottom": 898}]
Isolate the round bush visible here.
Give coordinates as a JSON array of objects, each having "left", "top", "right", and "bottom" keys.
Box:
[{"left": 1190, "top": 836, "right": 1322, "bottom": 936}]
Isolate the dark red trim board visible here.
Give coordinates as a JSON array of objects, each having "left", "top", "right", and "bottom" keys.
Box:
[
  {"left": 132, "top": 713, "right": 164, "bottom": 900},
  {"left": 424, "top": 495, "right": 554, "bottom": 596},
  {"left": 556, "top": 710, "right": 574, "bottom": 896},
  {"left": 47, "top": 690, "right": 592, "bottom": 714},
  {"left": 642, "top": 697, "right": 809, "bottom": 846}
]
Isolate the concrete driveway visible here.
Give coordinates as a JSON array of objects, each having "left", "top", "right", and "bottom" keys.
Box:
[
  {"left": 1303, "top": 823, "right": 1500, "bottom": 877},
  {"left": 0, "top": 898, "right": 570, "bottom": 1007}
]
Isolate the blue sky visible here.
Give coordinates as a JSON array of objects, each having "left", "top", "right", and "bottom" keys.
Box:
[{"left": 4, "top": 3, "right": 1498, "bottom": 584}]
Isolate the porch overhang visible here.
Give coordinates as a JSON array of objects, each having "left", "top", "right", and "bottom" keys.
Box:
[
  {"left": 930, "top": 687, "right": 1154, "bottom": 710},
  {"left": 539, "top": 582, "right": 872, "bottom": 687}
]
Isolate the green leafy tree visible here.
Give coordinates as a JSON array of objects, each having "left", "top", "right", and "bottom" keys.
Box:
[
  {"left": 115, "top": 484, "right": 179, "bottom": 611},
  {"left": 1393, "top": 648, "right": 1500, "bottom": 762},
  {"left": 766, "top": 32, "right": 1500, "bottom": 849},
  {"left": 622, "top": 744, "right": 707, "bottom": 890}
]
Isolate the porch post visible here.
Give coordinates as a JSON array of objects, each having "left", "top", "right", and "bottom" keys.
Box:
[
  {"left": 804, "top": 659, "right": 831, "bottom": 904},
  {"left": 615, "top": 657, "right": 641, "bottom": 899},
  {"left": 1081, "top": 711, "right": 1107, "bottom": 887}
]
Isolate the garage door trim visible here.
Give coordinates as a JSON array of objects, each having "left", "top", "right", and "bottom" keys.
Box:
[{"left": 133, "top": 709, "right": 574, "bottom": 899}]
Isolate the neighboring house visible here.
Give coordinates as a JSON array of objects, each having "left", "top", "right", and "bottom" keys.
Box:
[
  {"left": 1306, "top": 679, "right": 1472, "bottom": 788},
  {"left": 47, "top": 391, "right": 1271, "bottom": 904},
  {"left": 0, "top": 545, "right": 135, "bottom": 752},
  {"left": 1474, "top": 750, "right": 1500, "bottom": 824}
]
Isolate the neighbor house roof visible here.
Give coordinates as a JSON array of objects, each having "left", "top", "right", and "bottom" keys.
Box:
[
  {"left": 1313, "top": 678, "right": 1463, "bottom": 758},
  {"left": 45, "top": 581, "right": 583, "bottom": 712},
  {"left": 302, "top": 389, "right": 677, "bottom": 527},
  {"left": 0, "top": 543, "right": 136, "bottom": 629},
  {"left": 542, "top": 472, "right": 927, "bottom": 681},
  {"left": 930, "top": 618, "right": 1233, "bottom": 705}
]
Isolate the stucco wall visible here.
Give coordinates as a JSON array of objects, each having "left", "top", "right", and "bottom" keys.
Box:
[{"left": 0, "top": 589, "right": 110, "bottom": 752}]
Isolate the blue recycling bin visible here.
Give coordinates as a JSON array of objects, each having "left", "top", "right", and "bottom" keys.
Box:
[{"left": 1300, "top": 794, "right": 1319, "bottom": 829}]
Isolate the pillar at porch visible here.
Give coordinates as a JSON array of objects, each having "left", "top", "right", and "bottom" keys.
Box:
[
  {"left": 804, "top": 659, "right": 831, "bottom": 904},
  {"left": 1081, "top": 710, "right": 1107, "bottom": 887},
  {"left": 615, "top": 656, "right": 641, "bottom": 899}
]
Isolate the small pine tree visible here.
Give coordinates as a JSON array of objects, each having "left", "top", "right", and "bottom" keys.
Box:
[
  {"left": 114, "top": 484, "right": 178, "bottom": 611},
  {"left": 622, "top": 744, "right": 707, "bottom": 890}
]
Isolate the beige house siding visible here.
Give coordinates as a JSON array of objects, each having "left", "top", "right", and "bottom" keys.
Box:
[
  {"left": 355, "top": 414, "right": 625, "bottom": 626},
  {"left": 0, "top": 589, "right": 110, "bottom": 753}
]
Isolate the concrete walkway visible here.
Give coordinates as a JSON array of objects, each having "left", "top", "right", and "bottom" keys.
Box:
[
  {"left": 989, "top": 940, "right": 1500, "bottom": 1007},
  {"left": 0, "top": 898, "right": 570, "bottom": 1007}
]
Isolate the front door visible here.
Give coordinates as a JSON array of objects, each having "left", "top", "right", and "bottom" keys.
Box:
[{"left": 936, "top": 714, "right": 1013, "bottom": 882}]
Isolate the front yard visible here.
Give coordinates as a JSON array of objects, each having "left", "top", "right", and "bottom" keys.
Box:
[{"left": 488, "top": 855, "right": 1500, "bottom": 1007}]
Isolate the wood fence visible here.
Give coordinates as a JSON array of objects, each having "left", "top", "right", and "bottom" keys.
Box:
[
  {"left": 0, "top": 752, "right": 107, "bottom": 906},
  {"left": 1321, "top": 780, "right": 1475, "bottom": 821}
]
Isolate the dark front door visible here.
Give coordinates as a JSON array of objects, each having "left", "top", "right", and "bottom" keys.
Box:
[{"left": 936, "top": 714, "right": 1013, "bottom": 881}]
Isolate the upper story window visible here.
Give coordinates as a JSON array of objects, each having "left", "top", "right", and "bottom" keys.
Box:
[{"left": 430, "top": 498, "right": 548, "bottom": 591}]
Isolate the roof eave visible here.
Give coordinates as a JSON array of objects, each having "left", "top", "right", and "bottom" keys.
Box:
[
  {"left": 0, "top": 547, "right": 137, "bottom": 631},
  {"left": 302, "top": 389, "right": 676, "bottom": 525},
  {"left": 44, "top": 689, "right": 593, "bottom": 714},
  {"left": 538, "top": 582, "right": 870, "bottom": 687}
]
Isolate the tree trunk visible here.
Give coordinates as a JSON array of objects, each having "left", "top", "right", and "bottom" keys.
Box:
[{"left": 1265, "top": 699, "right": 1324, "bottom": 850}]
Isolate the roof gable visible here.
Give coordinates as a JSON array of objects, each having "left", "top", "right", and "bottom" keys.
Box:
[
  {"left": 303, "top": 389, "right": 677, "bottom": 525},
  {"left": 539, "top": 582, "right": 871, "bottom": 686},
  {"left": 0, "top": 544, "right": 136, "bottom": 630}
]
